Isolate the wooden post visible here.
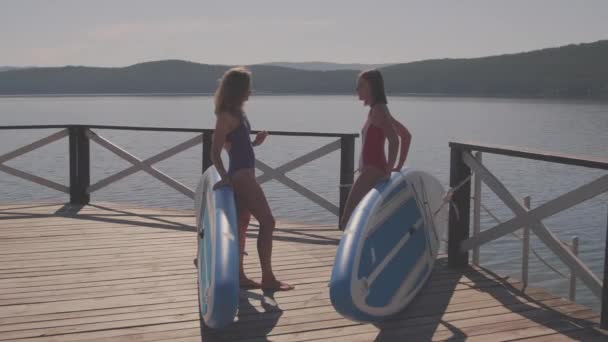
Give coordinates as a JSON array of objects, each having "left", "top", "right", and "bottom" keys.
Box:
[
  {"left": 448, "top": 146, "right": 472, "bottom": 268},
  {"left": 472, "top": 152, "right": 482, "bottom": 266},
  {"left": 569, "top": 236, "right": 579, "bottom": 301},
  {"left": 522, "top": 196, "right": 531, "bottom": 289},
  {"left": 601, "top": 209, "right": 608, "bottom": 329},
  {"left": 202, "top": 130, "right": 213, "bottom": 173},
  {"left": 68, "top": 126, "right": 90, "bottom": 205},
  {"left": 339, "top": 136, "right": 355, "bottom": 229}
]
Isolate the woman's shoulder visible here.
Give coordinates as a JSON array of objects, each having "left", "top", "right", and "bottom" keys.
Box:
[
  {"left": 216, "top": 111, "right": 240, "bottom": 130},
  {"left": 369, "top": 104, "right": 390, "bottom": 124}
]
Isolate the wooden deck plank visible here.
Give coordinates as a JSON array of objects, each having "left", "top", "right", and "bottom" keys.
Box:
[
  {"left": 0, "top": 268, "right": 504, "bottom": 305},
  {"left": 460, "top": 315, "right": 599, "bottom": 342},
  {"left": 232, "top": 292, "right": 566, "bottom": 342},
  {"left": 515, "top": 326, "right": 608, "bottom": 341},
  {"left": 0, "top": 251, "right": 335, "bottom": 273},
  {"left": 0, "top": 258, "right": 333, "bottom": 281},
  {"left": 0, "top": 202, "right": 603, "bottom": 342},
  {"left": 0, "top": 244, "right": 334, "bottom": 265},
  {"left": 229, "top": 298, "right": 581, "bottom": 342},
  {"left": 0, "top": 286, "right": 560, "bottom": 337},
  {"left": 0, "top": 258, "right": 504, "bottom": 291},
  {"left": 0, "top": 294, "right": 571, "bottom": 337}
]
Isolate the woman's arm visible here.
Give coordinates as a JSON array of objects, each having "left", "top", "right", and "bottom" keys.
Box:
[
  {"left": 211, "top": 113, "right": 233, "bottom": 185},
  {"left": 390, "top": 116, "right": 412, "bottom": 170},
  {"left": 370, "top": 105, "right": 398, "bottom": 173}
]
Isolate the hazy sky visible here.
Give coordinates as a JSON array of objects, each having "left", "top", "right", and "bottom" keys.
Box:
[{"left": 2, "top": 0, "right": 607, "bottom": 67}]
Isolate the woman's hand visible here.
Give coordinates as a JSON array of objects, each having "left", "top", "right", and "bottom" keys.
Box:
[
  {"left": 252, "top": 131, "right": 268, "bottom": 146},
  {"left": 213, "top": 177, "right": 231, "bottom": 190}
]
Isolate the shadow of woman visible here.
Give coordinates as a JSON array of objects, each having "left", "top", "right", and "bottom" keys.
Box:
[
  {"left": 199, "top": 289, "right": 283, "bottom": 342},
  {"left": 373, "top": 262, "right": 604, "bottom": 341},
  {"left": 456, "top": 266, "right": 605, "bottom": 341},
  {"left": 370, "top": 258, "right": 466, "bottom": 341}
]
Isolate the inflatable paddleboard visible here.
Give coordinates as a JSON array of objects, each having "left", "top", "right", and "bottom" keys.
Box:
[
  {"left": 194, "top": 166, "right": 240, "bottom": 329},
  {"left": 330, "top": 168, "right": 448, "bottom": 322}
]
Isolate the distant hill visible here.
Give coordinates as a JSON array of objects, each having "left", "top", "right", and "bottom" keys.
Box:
[
  {"left": 381, "top": 40, "right": 608, "bottom": 98},
  {"left": 0, "top": 40, "right": 607, "bottom": 99},
  {"left": 260, "top": 62, "right": 392, "bottom": 71},
  {"left": 0, "top": 67, "right": 19, "bottom": 72},
  {"left": 0, "top": 61, "right": 357, "bottom": 95}
]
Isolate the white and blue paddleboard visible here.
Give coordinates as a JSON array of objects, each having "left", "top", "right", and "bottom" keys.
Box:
[
  {"left": 330, "top": 168, "right": 448, "bottom": 322},
  {"left": 194, "top": 167, "right": 240, "bottom": 329}
]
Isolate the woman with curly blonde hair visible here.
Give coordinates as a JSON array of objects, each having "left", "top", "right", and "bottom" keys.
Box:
[{"left": 211, "top": 67, "right": 293, "bottom": 291}]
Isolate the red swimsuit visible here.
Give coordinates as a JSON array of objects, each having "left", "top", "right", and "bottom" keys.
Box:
[{"left": 360, "top": 112, "right": 388, "bottom": 173}]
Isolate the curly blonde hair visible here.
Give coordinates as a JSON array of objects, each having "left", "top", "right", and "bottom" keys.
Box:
[{"left": 214, "top": 67, "right": 251, "bottom": 116}]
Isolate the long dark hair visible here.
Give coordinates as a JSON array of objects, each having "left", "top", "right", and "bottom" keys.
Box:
[
  {"left": 214, "top": 67, "right": 251, "bottom": 116},
  {"left": 359, "top": 69, "right": 388, "bottom": 105}
]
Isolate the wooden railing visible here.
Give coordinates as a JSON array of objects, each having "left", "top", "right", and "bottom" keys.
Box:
[
  {"left": 447, "top": 141, "right": 608, "bottom": 329},
  {"left": 472, "top": 189, "right": 583, "bottom": 301},
  {"left": 0, "top": 125, "right": 357, "bottom": 220}
]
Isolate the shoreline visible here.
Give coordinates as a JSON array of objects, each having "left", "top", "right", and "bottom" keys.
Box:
[{"left": 1, "top": 92, "right": 607, "bottom": 104}]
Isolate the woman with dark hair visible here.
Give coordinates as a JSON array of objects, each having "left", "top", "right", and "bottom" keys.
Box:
[
  {"left": 340, "top": 69, "right": 412, "bottom": 229},
  {"left": 211, "top": 67, "right": 293, "bottom": 291}
]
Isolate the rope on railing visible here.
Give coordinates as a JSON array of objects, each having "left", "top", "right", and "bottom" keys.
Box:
[{"left": 478, "top": 200, "right": 569, "bottom": 279}]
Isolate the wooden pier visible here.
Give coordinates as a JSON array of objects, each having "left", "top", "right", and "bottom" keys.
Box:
[
  {"left": 0, "top": 202, "right": 605, "bottom": 341},
  {"left": 1, "top": 125, "right": 607, "bottom": 340}
]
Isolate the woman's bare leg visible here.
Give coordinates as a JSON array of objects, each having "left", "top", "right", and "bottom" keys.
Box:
[
  {"left": 234, "top": 192, "right": 259, "bottom": 289},
  {"left": 340, "top": 167, "right": 386, "bottom": 229},
  {"left": 232, "top": 170, "right": 293, "bottom": 291}
]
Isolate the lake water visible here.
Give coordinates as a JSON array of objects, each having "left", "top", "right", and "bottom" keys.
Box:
[{"left": 1, "top": 95, "right": 607, "bottom": 311}]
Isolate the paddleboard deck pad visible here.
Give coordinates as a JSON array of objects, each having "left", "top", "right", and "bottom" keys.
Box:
[{"left": 330, "top": 168, "right": 448, "bottom": 322}]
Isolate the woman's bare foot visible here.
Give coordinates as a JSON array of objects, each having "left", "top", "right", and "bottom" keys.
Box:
[
  {"left": 240, "top": 276, "right": 261, "bottom": 289},
  {"left": 261, "top": 277, "right": 294, "bottom": 291}
]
